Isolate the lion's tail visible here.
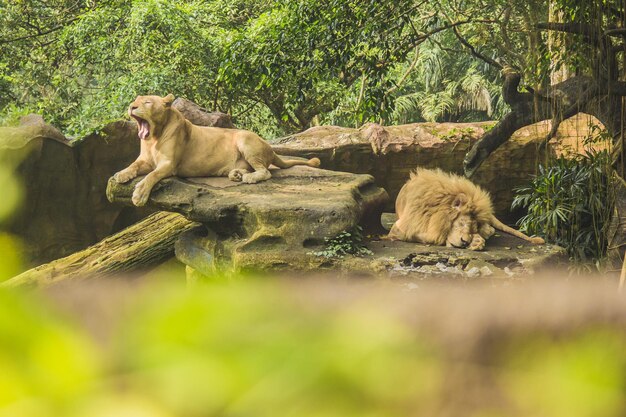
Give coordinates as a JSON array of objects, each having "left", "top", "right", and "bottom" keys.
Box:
[
  {"left": 273, "top": 154, "right": 321, "bottom": 169},
  {"left": 490, "top": 215, "right": 545, "bottom": 245}
]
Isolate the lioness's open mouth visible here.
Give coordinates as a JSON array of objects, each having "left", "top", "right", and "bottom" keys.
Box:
[{"left": 132, "top": 115, "right": 150, "bottom": 140}]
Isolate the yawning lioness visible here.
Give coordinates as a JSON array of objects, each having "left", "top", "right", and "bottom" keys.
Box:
[{"left": 114, "top": 94, "right": 321, "bottom": 206}]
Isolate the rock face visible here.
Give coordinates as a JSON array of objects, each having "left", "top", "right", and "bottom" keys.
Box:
[
  {"left": 0, "top": 114, "right": 66, "bottom": 148},
  {"left": 333, "top": 235, "right": 566, "bottom": 281},
  {"left": 106, "top": 166, "right": 389, "bottom": 274},
  {"left": 272, "top": 121, "right": 556, "bottom": 217},
  {"left": 1, "top": 118, "right": 153, "bottom": 264},
  {"left": 1, "top": 107, "right": 235, "bottom": 265}
]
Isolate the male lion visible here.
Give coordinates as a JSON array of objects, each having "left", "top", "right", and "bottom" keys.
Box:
[
  {"left": 388, "top": 168, "right": 545, "bottom": 250},
  {"left": 114, "top": 94, "right": 321, "bottom": 206}
]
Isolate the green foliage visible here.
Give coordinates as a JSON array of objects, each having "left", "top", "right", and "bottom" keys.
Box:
[
  {"left": 0, "top": 0, "right": 219, "bottom": 138},
  {"left": 3, "top": 280, "right": 626, "bottom": 416},
  {"left": 502, "top": 331, "right": 626, "bottom": 417},
  {"left": 512, "top": 150, "right": 615, "bottom": 268},
  {"left": 389, "top": 43, "right": 506, "bottom": 124},
  {"left": 0, "top": 0, "right": 553, "bottom": 138},
  {"left": 0, "top": 0, "right": 423, "bottom": 137},
  {"left": 311, "top": 226, "right": 373, "bottom": 259},
  {"left": 0, "top": 283, "right": 442, "bottom": 416},
  {"left": 2, "top": 0, "right": 613, "bottom": 140},
  {"left": 437, "top": 127, "right": 476, "bottom": 142},
  {"left": 0, "top": 148, "right": 24, "bottom": 281},
  {"left": 0, "top": 104, "right": 36, "bottom": 127}
]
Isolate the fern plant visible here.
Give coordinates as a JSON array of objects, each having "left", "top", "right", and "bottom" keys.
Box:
[{"left": 512, "top": 150, "right": 615, "bottom": 268}]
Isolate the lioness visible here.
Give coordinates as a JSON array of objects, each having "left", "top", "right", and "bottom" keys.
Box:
[
  {"left": 114, "top": 94, "right": 321, "bottom": 206},
  {"left": 388, "top": 168, "right": 545, "bottom": 250}
]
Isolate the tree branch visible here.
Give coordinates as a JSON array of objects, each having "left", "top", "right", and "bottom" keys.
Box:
[
  {"left": 385, "top": 45, "right": 420, "bottom": 96},
  {"left": 499, "top": 6, "right": 526, "bottom": 67},
  {"left": 463, "top": 75, "right": 597, "bottom": 177},
  {"left": 536, "top": 22, "right": 599, "bottom": 38},
  {"left": 501, "top": 66, "right": 533, "bottom": 105},
  {"left": 0, "top": 18, "right": 78, "bottom": 45},
  {"left": 463, "top": 111, "right": 535, "bottom": 177},
  {"left": 540, "top": 85, "right": 599, "bottom": 147},
  {"left": 452, "top": 26, "right": 503, "bottom": 70},
  {"left": 605, "top": 28, "right": 626, "bottom": 38}
]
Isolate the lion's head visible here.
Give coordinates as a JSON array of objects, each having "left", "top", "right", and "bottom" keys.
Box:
[
  {"left": 128, "top": 94, "right": 175, "bottom": 140},
  {"left": 446, "top": 213, "right": 478, "bottom": 248},
  {"left": 443, "top": 193, "right": 480, "bottom": 248}
]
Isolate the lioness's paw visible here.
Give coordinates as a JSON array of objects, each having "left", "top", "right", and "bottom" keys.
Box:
[
  {"left": 114, "top": 169, "right": 136, "bottom": 183},
  {"left": 228, "top": 169, "right": 244, "bottom": 182},
  {"left": 468, "top": 235, "right": 486, "bottom": 251},
  {"left": 241, "top": 173, "right": 258, "bottom": 184},
  {"left": 530, "top": 236, "right": 545, "bottom": 245},
  {"left": 132, "top": 181, "right": 150, "bottom": 206}
]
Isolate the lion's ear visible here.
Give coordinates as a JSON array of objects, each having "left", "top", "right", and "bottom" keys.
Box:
[
  {"left": 163, "top": 94, "right": 175, "bottom": 107},
  {"left": 452, "top": 193, "right": 468, "bottom": 210}
]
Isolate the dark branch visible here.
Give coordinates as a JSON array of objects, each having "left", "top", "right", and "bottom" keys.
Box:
[
  {"left": 541, "top": 85, "right": 599, "bottom": 147},
  {"left": 605, "top": 28, "right": 626, "bottom": 38},
  {"left": 463, "top": 111, "right": 535, "bottom": 178},
  {"left": 411, "top": 20, "right": 486, "bottom": 44},
  {"left": 463, "top": 75, "right": 597, "bottom": 177},
  {"left": 501, "top": 67, "right": 532, "bottom": 105},
  {"left": 499, "top": 6, "right": 526, "bottom": 67},
  {"left": 452, "top": 27, "right": 503, "bottom": 70},
  {"left": 0, "top": 19, "right": 78, "bottom": 45},
  {"left": 536, "top": 22, "right": 599, "bottom": 42}
]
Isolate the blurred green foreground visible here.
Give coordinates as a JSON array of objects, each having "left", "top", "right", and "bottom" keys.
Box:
[{"left": 1, "top": 277, "right": 626, "bottom": 417}]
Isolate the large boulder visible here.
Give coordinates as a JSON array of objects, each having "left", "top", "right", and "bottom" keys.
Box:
[
  {"left": 272, "top": 119, "right": 595, "bottom": 217},
  {"left": 1, "top": 118, "right": 153, "bottom": 264},
  {"left": 107, "top": 166, "right": 389, "bottom": 275}
]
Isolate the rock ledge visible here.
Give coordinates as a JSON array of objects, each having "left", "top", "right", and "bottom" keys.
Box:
[{"left": 107, "top": 166, "right": 389, "bottom": 273}]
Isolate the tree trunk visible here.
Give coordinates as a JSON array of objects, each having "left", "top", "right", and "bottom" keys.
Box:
[
  {"left": 2, "top": 212, "right": 196, "bottom": 289},
  {"left": 547, "top": 2, "right": 571, "bottom": 85}
]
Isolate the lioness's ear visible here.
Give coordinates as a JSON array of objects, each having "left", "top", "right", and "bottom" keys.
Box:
[
  {"left": 452, "top": 193, "right": 468, "bottom": 210},
  {"left": 163, "top": 94, "right": 175, "bottom": 107}
]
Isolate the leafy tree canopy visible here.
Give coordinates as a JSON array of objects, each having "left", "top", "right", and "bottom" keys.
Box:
[{"left": 0, "top": 0, "right": 603, "bottom": 140}]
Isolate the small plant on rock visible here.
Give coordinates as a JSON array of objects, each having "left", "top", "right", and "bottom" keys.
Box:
[{"left": 311, "top": 226, "right": 373, "bottom": 259}]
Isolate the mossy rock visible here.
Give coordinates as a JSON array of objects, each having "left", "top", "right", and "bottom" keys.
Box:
[{"left": 107, "top": 166, "right": 389, "bottom": 274}]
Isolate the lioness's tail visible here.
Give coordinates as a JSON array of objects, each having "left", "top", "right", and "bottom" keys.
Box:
[
  {"left": 490, "top": 215, "right": 545, "bottom": 245},
  {"left": 273, "top": 154, "right": 321, "bottom": 169}
]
